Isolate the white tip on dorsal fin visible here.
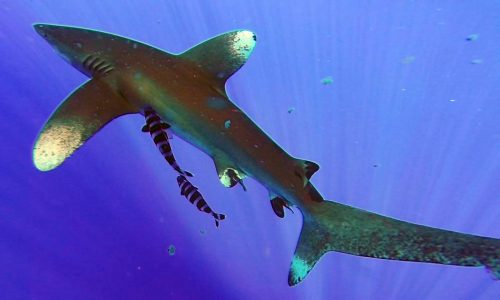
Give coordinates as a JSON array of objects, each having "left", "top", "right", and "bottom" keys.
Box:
[{"left": 180, "top": 30, "right": 257, "bottom": 86}]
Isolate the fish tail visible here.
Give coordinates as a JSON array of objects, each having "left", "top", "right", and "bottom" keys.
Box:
[
  {"left": 485, "top": 258, "right": 500, "bottom": 279},
  {"left": 176, "top": 176, "right": 225, "bottom": 227},
  {"left": 288, "top": 200, "right": 500, "bottom": 285}
]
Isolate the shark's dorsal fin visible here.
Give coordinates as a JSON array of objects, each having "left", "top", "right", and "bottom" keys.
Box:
[
  {"left": 33, "top": 79, "right": 138, "bottom": 171},
  {"left": 180, "top": 30, "right": 257, "bottom": 86}
]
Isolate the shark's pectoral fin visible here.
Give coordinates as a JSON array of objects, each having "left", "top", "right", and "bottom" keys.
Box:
[
  {"left": 213, "top": 158, "right": 246, "bottom": 190},
  {"left": 180, "top": 30, "right": 256, "bottom": 90},
  {"left": 33, "top": 79, "right": 138, "bottom": 171},
  {"left": 289, "top": 201, "right": 500, "bottom": 285}
]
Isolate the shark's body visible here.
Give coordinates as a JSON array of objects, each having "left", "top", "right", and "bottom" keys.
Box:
[{"left": 33, "top": 24, "right": 499, "bottom": 285}]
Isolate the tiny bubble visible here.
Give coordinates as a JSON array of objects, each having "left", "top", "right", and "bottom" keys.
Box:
[
  {"left": 168, "top": 245, "right": 176, "bottom": 256},
  {"left": 402, "top": 56, "right": 416, "bottom": 64}
]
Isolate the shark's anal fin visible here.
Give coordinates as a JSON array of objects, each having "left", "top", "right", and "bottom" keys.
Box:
[
  {"left": 270, "top": 196, "right": 293, "bottom": 218},
  {"left": 289, "top": 201, "right": 500, "bottom": 285},
  {"left": 180, "top": 30, "right": 257, "bottom": 91},
  {"left": 214, "top": 158, "right": 246, "bottom": 190},
  {"left": 33, "top": 79, "right": 137, "bottom": 171}
]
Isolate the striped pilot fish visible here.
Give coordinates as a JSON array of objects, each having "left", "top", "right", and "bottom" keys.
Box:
[
  {"left": 177, "top": 175, "right": 225, "bottom": 227},
  {"left": 142, "top": 107, "right": 192, "bottom": 177}
]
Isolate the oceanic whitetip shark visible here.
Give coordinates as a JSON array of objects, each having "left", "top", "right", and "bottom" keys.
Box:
[{"left": 32, "top": 24, "right": 499, "bottom": 285}]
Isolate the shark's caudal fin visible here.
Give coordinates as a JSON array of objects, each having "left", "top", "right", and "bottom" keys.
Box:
[
  {"left": 33, "top": 79, "right": 138, "bottom": 171},
  {"left": 180, "top": 30, "right": 257, "bottom": 92},
  {"left": 289, "top": 201, "right": 500, "bottom": 285}
]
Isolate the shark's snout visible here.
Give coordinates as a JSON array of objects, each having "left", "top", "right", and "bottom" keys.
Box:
[
  {"left": 33, "top": 23, "right": 52, "bottom": 38},
  {"left": 32, "top": 23, "right": 91, "bottom": 66},
  {"left": 33, "top": 23, "right": 71, "bottom": 44}
]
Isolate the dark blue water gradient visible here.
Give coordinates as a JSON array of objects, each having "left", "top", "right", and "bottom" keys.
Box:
[{"left": 0, "top": 0, "right": 499, "bottom": 299}]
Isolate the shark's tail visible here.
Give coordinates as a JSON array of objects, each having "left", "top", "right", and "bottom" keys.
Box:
[{"left": 288, "top": 200, "right": 500, "bottom": 285}]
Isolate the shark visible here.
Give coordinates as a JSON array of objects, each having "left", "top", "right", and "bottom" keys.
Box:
[{"left": 32, "top": 24, "right": 499, "bottom": 285}]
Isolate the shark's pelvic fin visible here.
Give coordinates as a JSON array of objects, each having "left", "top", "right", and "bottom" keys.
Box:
[
  {"left": 33, "top": 79, "right": 138, "bottom": 171},
  {"left": 293, "top": 159, "right": 320, "bottom": 187},
  {"left": 289, "top": 201, "right": 500, "bottom": 286},
  {"left": 180, "top": 30, "right": 257, "bottom": 89},
  {"left": 214, "top": 158, "right": 247, "bottom": 189},
  {"left": 298, "top": 159, "right": 319, "bottom": 180}
]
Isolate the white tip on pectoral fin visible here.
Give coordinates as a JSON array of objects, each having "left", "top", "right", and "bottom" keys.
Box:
[
  {"left": 180, "top": 30, "right": 257, "bottom": 86},
  {"left": 33, "top": 79, "right": 138, "bottom": 171}
]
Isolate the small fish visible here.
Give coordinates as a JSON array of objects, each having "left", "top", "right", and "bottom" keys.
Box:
[
  {"left": 466, "top": 34, "right": 479, "bottom": 41},
  {"left": 177, "top": 175, "right": 225, "bottom": 227},
  {"left": 142, "top": 107, "right": 192, "bottom": 177},
  {"left": 321, "top": 76, "right": 333, "bottom": 85}
]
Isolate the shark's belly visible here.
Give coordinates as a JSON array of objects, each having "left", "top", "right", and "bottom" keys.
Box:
[{"left": 155, "top": 95, "right": 296, "bottom": 194}]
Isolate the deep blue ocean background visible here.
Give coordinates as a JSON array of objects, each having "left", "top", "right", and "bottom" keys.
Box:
[{"left": 1, "top": 1, "right": 499, "bottom": 299}]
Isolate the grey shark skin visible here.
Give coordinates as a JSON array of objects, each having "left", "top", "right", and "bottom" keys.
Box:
[{"left": 33, "top": 24, "right": 499, "bottom": 285}]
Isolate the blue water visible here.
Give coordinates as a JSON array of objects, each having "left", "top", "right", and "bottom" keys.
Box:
[{"left": 1, "top": 1, "right": 499, "bottom": 299}]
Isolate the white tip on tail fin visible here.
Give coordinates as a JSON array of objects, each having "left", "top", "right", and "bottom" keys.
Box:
[
  {"left": 289, "top": 201, "right": 500, "bottom": 286},
  {"left": 180, "top": 30, "right": 257, "bottom": 87},
  {"left": 33, "top": 79, "right": 138, "bottom": 171},
  {"left": 288, "top": 217, "right": 326, "bottom": 286}
]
